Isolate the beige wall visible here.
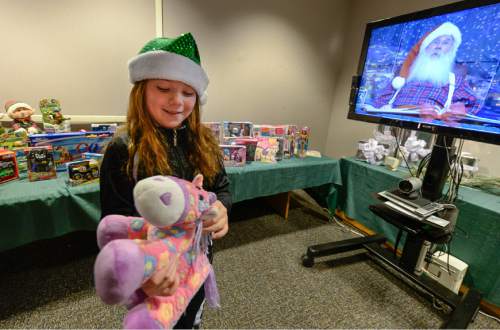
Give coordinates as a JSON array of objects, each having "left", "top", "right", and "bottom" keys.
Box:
[
  {"left": 0, "top": 0, "right": 155, "bottom": 118},
  {"left": 1, "top": 0, "right": 497, "bottom": 175},
  {"left": 163, "top": 0, "right": 348, "bottom": 152},
  {"left": 324, "top": 0, "right": 500, "bottom": 176}
]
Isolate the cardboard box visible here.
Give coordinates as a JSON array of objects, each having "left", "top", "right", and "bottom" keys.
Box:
[
  {"left": 26, "top": 146, "right": 57, "bottom": 181},
  {"left": 424, "top": 252, "right": 468, "bottom": 294},
  {"left": 203, "top": 122, "right": 222, "bottom": 143},
  {"left": 67, "top": 159, "right": 100, "bottom": 186},
  {"left": 224, "top": 137, "right": 258, "bottom": 162},
  {"left": 29, "top": 131, "right": 113, "bottom": 171},
  {"left": 220, "top": 144, "right": 246, "bottom": 167},
  {"left": 0, "top": 150, "right": 19, "bottom": 184},
  {"left": 223, "top": 121, "right": 253, "bottom": 138},
  {"left": 91, "top": 123, "right": 117, "bottom": 132},
  {"left": 255, "top": 137, "right": 283, "bottom": 163}
]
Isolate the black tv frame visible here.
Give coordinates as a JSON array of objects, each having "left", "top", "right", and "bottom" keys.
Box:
[{"left": 347, "top": 0, "right": 500, "bottom": 146}]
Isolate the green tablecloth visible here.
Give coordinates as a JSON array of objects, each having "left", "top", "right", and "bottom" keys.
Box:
[
  {"left": 338, "top": 157, "right": 500, "bottom": 306},
  {"left": 226, "top": 157, "right": 341, "bottom": 203},
  {"left": 0, "top": 174, "right": 101, "bottom": 252},
  {"left": 0, "top": 156, "right": 340, "bottom": 252}
]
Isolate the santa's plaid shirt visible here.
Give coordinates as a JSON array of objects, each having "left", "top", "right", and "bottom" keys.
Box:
[{"left": 372, "top": 73, "right": 480, "bottom": 114}]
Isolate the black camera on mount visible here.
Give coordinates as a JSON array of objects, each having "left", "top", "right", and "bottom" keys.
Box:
[{"left": 398, "top": 177, "right": 422, "bottom": 199}]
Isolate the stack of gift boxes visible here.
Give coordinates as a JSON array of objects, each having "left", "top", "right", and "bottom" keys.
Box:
[
  {"left": 203, "top": 121, "right": 311, "bottom": 167},
  {"left": 0, "top": 126, "right": 113, "bottom": 186},
  {"left": 1, "top": 103, "right": 313, "bottom": 184},
  {"left": 0, "top": 98, "right": 115, "bottom": 185}
]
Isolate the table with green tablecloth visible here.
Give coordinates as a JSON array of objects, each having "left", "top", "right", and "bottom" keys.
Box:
[
  {"left": 0, "top": 156, "right": 341, "bottom": 252},
  {"left": 0, "top": 174, "right": 101, "bottom": 252},
  {"left": 227, "top": 157, "right": 341, "bottom": 205},
  {"left": 337, "top": 157, "right": 500, "bottom": 306}
]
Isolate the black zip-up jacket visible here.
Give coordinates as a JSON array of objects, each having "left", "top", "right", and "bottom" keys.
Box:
[
  {"left": 99, "top": 126, "right": 230, "bottom": 328},
  {"left": 99, "top": 126, "right": 232, "bottom": 219}
]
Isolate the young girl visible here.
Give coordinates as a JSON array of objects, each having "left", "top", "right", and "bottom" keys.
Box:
[{"left": 100, "top": 32, "right": 231, "bottom": 329}]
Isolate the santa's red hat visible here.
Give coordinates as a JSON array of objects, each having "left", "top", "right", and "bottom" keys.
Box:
[
  {"left": 392, "top": 22, "right": 462, "bottom": 89},
  {"left": 4, "top": 100, "right": 34, "bottom": 116}
]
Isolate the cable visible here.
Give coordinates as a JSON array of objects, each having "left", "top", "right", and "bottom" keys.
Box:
[
  {"left": 447, "top": 139, "right": 464, "bottom": 202},
  {"left": 322, "top": 208, "right": 364, "bottom": 237},
  {"left": 442, "top": 137, "right": 465, "bottom": 203},
  {"left": 395, "top": 128, "right": 416, "bottom": 177},
  {"left": 479, "top": 310, "right": 500, "bottom": 323},
  {"left": 415, "top": 136, "right": 465, "bottom": 203},
  {"left": 416, "top": 153, "right": 431, "bottom": 178},
  {"left": 454, "top": 139, "right": 465, "bottom": 200},
  {"left": 442, "top": 137, "right": 454, "bottom": 202},
  {"left": 444, "top": 139, "right": 465, "bottom": 203}
]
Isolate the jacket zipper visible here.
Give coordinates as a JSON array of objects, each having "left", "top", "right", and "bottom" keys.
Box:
[{"left": 173, "top": 129, "right": 177, "bottom": 146}]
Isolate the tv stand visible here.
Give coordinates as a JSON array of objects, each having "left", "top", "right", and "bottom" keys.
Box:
[{"left": 302, "top": 202, "right": 481, "bottom": 328}]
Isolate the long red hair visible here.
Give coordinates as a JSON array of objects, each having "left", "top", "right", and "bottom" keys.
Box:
[{"left": 125, "top": 81, "right": 221, "bottom": 184}]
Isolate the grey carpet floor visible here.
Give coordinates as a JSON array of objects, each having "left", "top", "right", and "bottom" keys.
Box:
[{"left": 0, "top": 191, "right": 498, "bottom": 329}]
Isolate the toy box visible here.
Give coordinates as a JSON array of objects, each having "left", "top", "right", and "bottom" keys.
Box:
[
  {"left": 220, "top": 144, "right": 246, "bottom": 167},
  {"left": 297, "top": 127, "right": 310, "bottom": 158},
  {"left": 26, "top": 146, "right": 57, "bottom": 181},
  {"left": 11, "top": 147, "right": 27, "bottom": 172},
  {"left": 255, "top": 137, "right": 284, "bottom": 163},
  {"left": 284, "top": 125, "right": 298, "bottom": 158},
  {"left": 252, "top": 124, "right": 297, "bottom": 158},
  {"left": 223, "top": 121, "right": 253, "bottom": 138},
  {"left": 91, "top": 123, "right": 118, "bottom": 132},
  {"left": 252, "top": 124, "right": 287, "bottom": 137},
  {"left": 224, "top": 137, "right": 258, "bottom": 162},
  {"left": 203, "top": 122, "right": 222, "bottom": 143},
  {"left": 67, "top": 159, "right": 100, "bottom": 186},
  {"left": 29, "top": 131, "right": 113, "bottom": 171},
  {"left": 82, "top": 152, "right": 104, "bottom": 166},
  {"left": 0, "top": 150, "right": 19, "bottom": 184},
  {"left": 39, "top": 98, "right": 71, "bottom": 133},
  {"left": 0, "top": 131, "right": 29, "bottom": 150}
]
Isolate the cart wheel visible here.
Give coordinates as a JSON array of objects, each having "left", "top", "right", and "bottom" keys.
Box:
[{"left": 301, "top": 254, "right": 314, "bottom": 268}]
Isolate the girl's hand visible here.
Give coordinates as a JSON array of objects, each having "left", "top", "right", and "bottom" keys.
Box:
[
  {"left": 142, "top": 260, "right": 179, "bottom": 297},
  {"left": 202, "top": 200, "right": 229, "bottom": 239}
]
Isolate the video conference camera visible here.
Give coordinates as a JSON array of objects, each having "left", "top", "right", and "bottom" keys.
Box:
[{"left": 398, "top": 177, "right": 422, "bottom": 199}]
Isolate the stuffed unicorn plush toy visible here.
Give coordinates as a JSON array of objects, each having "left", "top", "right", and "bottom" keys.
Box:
[{"left": 94, "top": 174, "right": 220, "bottom": 329}]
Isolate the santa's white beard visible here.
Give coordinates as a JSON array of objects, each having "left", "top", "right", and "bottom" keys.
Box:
[{"left": 407, "top": 50, "right": 456, "bottom": 87}]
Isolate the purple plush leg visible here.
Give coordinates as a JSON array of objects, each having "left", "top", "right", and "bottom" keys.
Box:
[
  {"left": 124, "top": 303, "right": 160, "bottom": 329},
  {"left": 94, "top": 239, "right": 145, "bottom": 305},
  {"left": 96, "top": 215, "right": 132, "bottom": 249}
]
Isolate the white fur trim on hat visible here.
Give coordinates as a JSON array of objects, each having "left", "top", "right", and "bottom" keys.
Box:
[
  {"left": 421, "top": 22, "right": 462, "bottom": 53},
  {"left": 6, "top": 102, "right": 33, "bottom": 116},
  {"left": 199, "top": 92, "right": 208, "bottom": 105},
  {"left": 128, "top": 50, "right": 209, "bottom": 105},
  {"left": 392, "top": 76, "right": 406, "bottom": 90}
]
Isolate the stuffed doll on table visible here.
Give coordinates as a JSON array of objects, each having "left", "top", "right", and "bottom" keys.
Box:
[
  {"left": 94, "top": 174, "right": 220, "bottom": 329},
  {"left": 3, "top": 100, "right": 41, "bottom": 135}
]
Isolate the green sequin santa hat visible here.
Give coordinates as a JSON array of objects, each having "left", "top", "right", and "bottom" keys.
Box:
[{"left": 128, "top": 33, "right": 209, "bottom": 104}]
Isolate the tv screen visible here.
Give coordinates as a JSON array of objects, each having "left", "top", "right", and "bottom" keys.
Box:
[{"left": 348, "top": 0, "right": 500, "bottom": 145}]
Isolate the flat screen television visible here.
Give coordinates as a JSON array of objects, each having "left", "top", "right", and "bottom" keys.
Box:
[{"left": 347, "top": 0, "right": 500, "bottom": 201}]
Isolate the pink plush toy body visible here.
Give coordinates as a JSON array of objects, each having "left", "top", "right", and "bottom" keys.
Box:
[{"left": 94, "top": 174, "right": 220, "bottom": 329}]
